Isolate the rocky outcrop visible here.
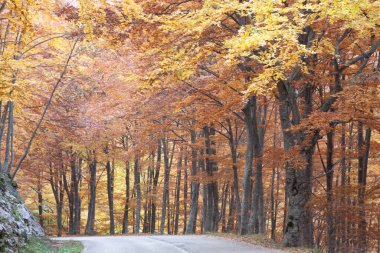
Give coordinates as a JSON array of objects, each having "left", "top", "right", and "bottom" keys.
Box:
[{"left": 0, "top": 176, "right": 44, "bottom": 253}]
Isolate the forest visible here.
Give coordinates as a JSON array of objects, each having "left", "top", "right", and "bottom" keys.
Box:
[{"left": 0, "top": 0, "right": 379, "bottom": 252}]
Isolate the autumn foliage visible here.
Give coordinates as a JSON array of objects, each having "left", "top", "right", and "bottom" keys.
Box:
[{"left": 0, "top": 0, "right": 380, "bottom": 253}]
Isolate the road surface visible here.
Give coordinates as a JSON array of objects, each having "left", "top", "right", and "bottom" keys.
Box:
[{"left": 54, "top": 235, "right": 285, "bottom": 253}]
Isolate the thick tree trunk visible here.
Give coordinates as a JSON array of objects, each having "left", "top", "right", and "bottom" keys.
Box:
[
  {"left": 277, "top": 81, "right": 314, "bottom": 247},
  {"left": 203, "top": 126, "right": 219, "bottom": 233},
  {"left": 240, "top": 97, "right": 254, "bottom": 235}
]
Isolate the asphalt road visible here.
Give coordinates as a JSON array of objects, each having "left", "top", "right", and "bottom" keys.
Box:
[{"left": 55, "top": 235, "right": 285, "bottom": 253}]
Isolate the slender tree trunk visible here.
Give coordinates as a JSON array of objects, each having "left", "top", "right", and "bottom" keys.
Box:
[
  {"left": 85, "top": 151, "right": 97, "bottom": 235},
  {"left": 221, "top": 182, "right": 229, "bottom": 232},
  {"left": 37, "top": 175, "right": 44, "bottom": 228},
  {"left": 49, "top": 162, "right": 64, "bottom": 237},
  {"left": 227, "top": 119, "right": 241, "bottom": 232},
  {"left": 270, "top": 160, "right": 276, "bottom": 239},
  {"left": 122, "top": 160, "right": 130, "bottom": 234},
  {"left": 63, "top": 161, "right": 74, "bottom": 234},
  {"left": 151, "top": 141, "right": 161, "bottom": 233},
  {"left": 186, "top": 129, "right": 199, "bottom": 234},
  {"left": 270, "top": 111, "right": 278, "bottom": 240},
  {"left": 326, "top": 129, "right": 336, "bottom": 253},
  {"left": 0, "top": 101, "right": 9, "bottom": 171},
  {"left": 106, "top": 156, "right": 115, "bottom": 235},
  {"left": 134, "top": 156, "right": 141, "bottom": 234},
  {"left": 340, "top": 124, "right": 347, "bottom": 253},
  {"left": 2, "top": 101, "right": 13, "bottom": 172},
  {"left": 183, "top": 153, "right": 188, "bottom": 234},
  {"left": 174, "top": 150, "right": 182, "bottom": 234},
  {"left": 227, "top": 184, "right": 235, "bottom": 232},
  {"left": 160, "top": 138, "right": 171, "bottom": 234},
  {"left": 122, "top": 136, "right": 130, "bottom": 234},
  {"left": 357, "top": 122, "right": 371, "bottom": 253},
  {"left": 73, "top": 157, "right": 82, "bottom": 234}
]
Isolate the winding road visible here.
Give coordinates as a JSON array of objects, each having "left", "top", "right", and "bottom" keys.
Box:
[{"left": 55, "top": 235, "right": 285, "bottom": 253}]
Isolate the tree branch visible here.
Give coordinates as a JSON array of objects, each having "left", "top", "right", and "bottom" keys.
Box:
[{"left": 11, "top": 37, "right": 79, "bottom": 180}]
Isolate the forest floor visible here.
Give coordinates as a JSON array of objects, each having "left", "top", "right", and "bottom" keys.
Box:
[{"left": 213, "top": 233, "right": 321, "bottom": 253}]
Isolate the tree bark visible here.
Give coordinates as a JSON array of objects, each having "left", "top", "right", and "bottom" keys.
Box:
[
  {"left": 160, "top": 138, "right": 171, "bottom": 234},
  {"left": 357, "top": 122, "right": 371, "bottom": 253},
  {"left": 134, "top": 156, "right": 141, "bottom": 234},
  {"left": 122, "top": 160, "right": 130, "bottom": 234},
  {"left": 85, "top": 150, "right": 97, "bottom": 235},
  {"left": 326, "top": 129, "right": 336, "bottom": 253},
  {"left": 106, "top": 154, "right": 115, "bottom": 235},
  {"left": 151, "top": 141, "right": 161, "bottom": 233},
  {"left": 240, "top": 96, "right": 254, "bottom": 235},
  {"left": 277, "top": 80, "right": 315, "bottom": 247},
  {"left": 183, "top": 152, "right": 188, "bottom": 234},
  {"left": 186, "top": 129, "right": 199, "bottom": 234},
  {"left": 174, "top": 149, "right": 182, "bottom": 234}
]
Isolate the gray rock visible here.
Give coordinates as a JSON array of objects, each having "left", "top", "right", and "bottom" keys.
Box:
[{"left": 0, "top": 176, "right": 44, "bottom": 252}]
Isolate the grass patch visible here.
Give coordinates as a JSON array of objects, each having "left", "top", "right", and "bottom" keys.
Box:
[{"left": 20, "top": 236, "right": 83, "bottom": 253}]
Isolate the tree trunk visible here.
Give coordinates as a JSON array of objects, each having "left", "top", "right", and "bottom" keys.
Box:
[
  {"left": 203, "top": 125, "right": 219, "bottom": 232},
  {"left": 106, "top": 156, "right": 115, "bottom": 235},
  {"left": 277, "top": 80, "right": 315, "bottom": 247},
  {"left": 326, "top": 129, "right": 336, "bottom": 253},
  {"left": 37, "top": 177, "right": 44, "bottom": 228},
  {"left": 186, "top": 129, "right": 199, "bottom": 234},
  {"left": 160, "top": 138, "right": 171, "bottom": 234},
  {"left": 122, "top": 160, "right": 130, "bottom": 234},
  {"left": 240, "top": 97, "right": 254, "bottom": 235},
  {"left": 134, "top": 156, "right": 141, "bottom": 234},
  {"left": 174, "top": 150, "right": 182, "bottom": 234},
  {"left": 151, "top": 141, "right": 161, "bottom": 233},
  {"left": 73, "top": 157, "right": 82, "bottom": 234},
  {"left": 49, "top": 162, "right": 64, "bottom": 237},
  {"left": 226, "top": 119, "right": 241, "bottom": 232},
  {"left": 85, "top": 151, "right": 97, "bottom": 235},
  {"left": 0, "top": 101, "right": 9, "bottom": 171},
  {"left": 357, "top": 122, "right": 371, "bottom": 253},
  {"left": 221, "top": 182, "right": 229, "bottom": 232},
  {"left": 183, "top": 153, "right": 188, "bottom": 234},
  {"left": 2, "top": 101, "right": 13, "bottom": 172}
]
